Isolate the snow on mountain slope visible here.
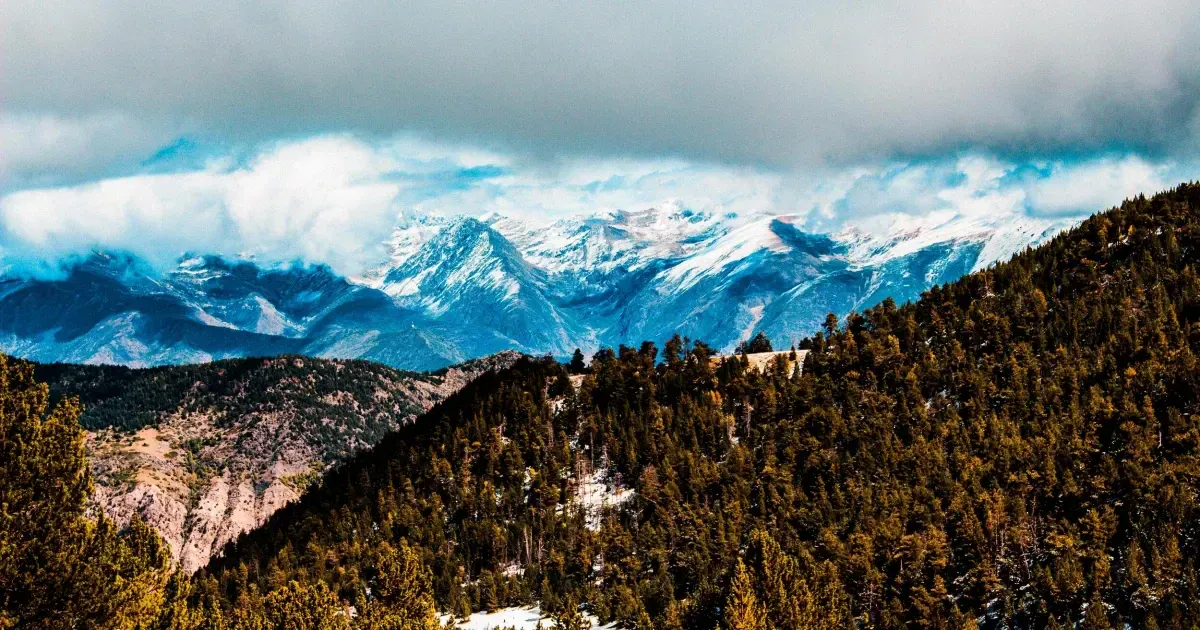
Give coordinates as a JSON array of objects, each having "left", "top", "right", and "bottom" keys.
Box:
[
  {"left": 656, "top": 216, "right": 794, "bottom": 291},
  {"left": 488, "top": 202, "right": 732, "bottom": 279},
  {"left": 0, "top": 205, "right": 1076, "bottom": 369},
  {"left": 374, "top": 217, "right": 583, "bottom": 355},
  {"left": 835, "top": 210, "right": 1070, "bottom": 273}
]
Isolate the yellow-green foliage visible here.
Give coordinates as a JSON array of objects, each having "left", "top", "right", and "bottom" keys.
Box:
[
  {"left": 0, "top": 355, "right": 442, "bottom": 630},
  {"left": 0, "top": 355, "right": 172, "bottom": 628},
  {"left": 201, "top": 184, "right": 1200, "bottom": 628},
  {"left": 280, "top": 468, "right": 323, "bottom": 494}
]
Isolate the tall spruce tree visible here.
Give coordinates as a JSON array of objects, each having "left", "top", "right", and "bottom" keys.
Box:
[
  {"left": 0, "top": 355, "right": 172, "bottom": 629},
  {"left": 723, "top": 560, "right": 767, "bottom": 630},
  {"left": 358, "top": 541, "right": 440, "bottom": 630},
  {"left": 569, "top": 349, "right": 587, "bottom": 374}
]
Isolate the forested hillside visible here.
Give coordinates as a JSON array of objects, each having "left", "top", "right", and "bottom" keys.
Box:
[
  {"left": 34, "top": 352, "right": 518, "bottom": 572},
  {"left": 0, "top": 349, "right": 445, "bottom": 629},
  {"left": 186, "top": 183, "right": 1200, "bottom": 628}
]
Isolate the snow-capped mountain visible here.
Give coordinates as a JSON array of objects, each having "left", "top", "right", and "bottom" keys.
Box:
[{"left": 0, "top": 205, "right": 1075, "bottom": 370}]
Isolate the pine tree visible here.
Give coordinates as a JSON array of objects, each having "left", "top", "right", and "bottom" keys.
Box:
[
  {"left": 724, "top": 560, "right": 767, "bottom": 630},
  {"left": 153, "top": 572, "right": 206, "bottom": 630},
  {"left": 1081, "top": 593, "right": 1113, "bottom": 630},
  {"left": 660, "top": 601, "right": 685, "bottom": 630},
  {"left": 358, "top": 541, "right": 439, "bottom": 630},
  {"left": 747, "top": 333, "right": 773, "bottom": 354},
  {"left": 0, "top": 355, "right": 172, "bottom": 628},
  {"left": 258, "top": 580, "right": 349, "bottom": 630},
  {"left": 551, "top": 596, "right": 592, "bottom": 630},
  {"left": 569, "top": 349, "right": 587, "bottom": 374}
]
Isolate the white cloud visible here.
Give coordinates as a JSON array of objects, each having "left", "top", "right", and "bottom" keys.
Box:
[
  {"left": 410, "top": 159, "right": 783, "bottom": 222},
  {"left": 1023, "top": 156, "right": 1170, "bottom": 216},
  {"left": 0, "top": 135, "right": 403, "bottom": 277},
  {"left": 0, "top": 133, "right": 1194, "bottom": 278}
]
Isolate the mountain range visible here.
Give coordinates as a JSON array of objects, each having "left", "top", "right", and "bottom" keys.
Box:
[
  {"left": 11, "top": 184, "right": 1200, "bottom": 628},
  {"left": 0, "top": 204, "right": 1074, "bottom": 370}
]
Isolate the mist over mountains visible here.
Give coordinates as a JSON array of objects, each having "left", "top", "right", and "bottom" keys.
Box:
[{"left": 0, "top": 203, "right": 1074, "bottom": 370}]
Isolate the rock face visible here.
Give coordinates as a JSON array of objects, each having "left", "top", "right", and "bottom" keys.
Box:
[
  {"left": 46, "top": 352, "right": 518, "bottom": 572},
  {"left": 710, "top": 349, "right": 809, "bottom": 376}
]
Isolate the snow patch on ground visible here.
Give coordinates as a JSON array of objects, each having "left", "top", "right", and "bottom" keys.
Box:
[
  {"left": 576, "top": 468, "right": 635, "bottom": 531},
  {"left": 253, "top": 295, "right": 290, "bottom": 336},
  {"left": 741, "top": 304, "right": 765, "bottom": 342},
  {"left": 190, "top": 307, "right": 238, "bottom": 330},
  {"left": 382, "top": 264, "right": 437, "bottom": 298},
  {"left": 441, "top": 605, "right": 617, "bottom": 630}
]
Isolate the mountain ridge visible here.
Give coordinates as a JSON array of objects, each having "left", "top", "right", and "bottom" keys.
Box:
[
  {"left": 34, "top": 350, "right": 520, "bottom": 572},
  {"left": 0, "top": 206, "right": 1075, "bottom": 370}
]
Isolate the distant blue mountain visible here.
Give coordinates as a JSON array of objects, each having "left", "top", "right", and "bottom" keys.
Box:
[{"left": 0, "top": 205, "right": 1073, "bottom": 369}]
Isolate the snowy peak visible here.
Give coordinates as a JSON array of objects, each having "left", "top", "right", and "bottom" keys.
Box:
[
  {"left": 604, "top": 201, "right": 724, "bottom": 241},
  {"left": 0, "top": 205, "right": 1077, "bottom": 370},
  {"left": 834, "top": 211, "right": 1076, "bottom": 272},
  {"left": 492, "top": 202, "right": 732, "bottom": 278},
  {"left": 656, "top": 215, "right": 792, "bottom": 291},
  {"left": 379, "top": 217, "right": 536, "bottom": 308},
  {"left": 375, "top": 217, "right": 577, "bottom": 354},
  {"left": 380, "top": 214, "right": 450, "bottom": 269}
]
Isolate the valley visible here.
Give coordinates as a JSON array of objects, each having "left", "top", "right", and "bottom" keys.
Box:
[{"left": 5, "top": 4, "right": 1195, "bottom": 627}]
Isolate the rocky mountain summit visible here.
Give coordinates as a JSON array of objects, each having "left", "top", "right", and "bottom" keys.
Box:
[{"left": 35, "top": 351, "right": 519, "bottom": 572}]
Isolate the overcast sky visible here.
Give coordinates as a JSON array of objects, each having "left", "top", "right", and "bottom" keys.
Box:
[{"left": 2, "top": 1, "right": 1200, "bottom": 274}]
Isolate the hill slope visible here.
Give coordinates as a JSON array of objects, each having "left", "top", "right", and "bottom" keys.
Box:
[
  {"left": 33, "top": 352, "right": 518, "bottom": 572},
  {"left": 196, "top": 184, "right": 1200, "bottom": 628}
]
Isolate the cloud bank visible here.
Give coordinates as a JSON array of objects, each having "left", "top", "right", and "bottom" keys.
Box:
[
  {"left": 1, "top": 134, "right": 1193, "bottom": 279},
  {"left": 4, "top": 0, "right": 1200, "bottom": 178}
]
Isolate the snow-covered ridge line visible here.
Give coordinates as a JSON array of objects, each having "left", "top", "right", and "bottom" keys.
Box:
[
  {"left": 364, "top": 203, "right": 1074, "bottom": 294},
  {"left": 0, "top": 202, "right": 1079, "bottom": 371}
]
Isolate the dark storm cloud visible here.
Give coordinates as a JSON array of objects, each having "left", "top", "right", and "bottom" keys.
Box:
[{"left": 3, "top": 0, "right": 1200, "bottom": 166}]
